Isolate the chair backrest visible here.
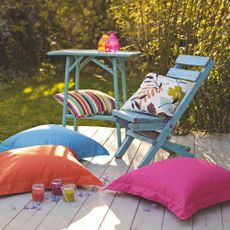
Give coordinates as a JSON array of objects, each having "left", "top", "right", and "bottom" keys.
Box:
[
  {"left": 166, "top": 55, "right": 212, "bottom": 81},
  {"left": 165, "top": 54, "right": 214, "bottom": 125}
]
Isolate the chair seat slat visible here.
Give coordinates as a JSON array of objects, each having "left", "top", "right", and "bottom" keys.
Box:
[
  {"left": 126, "top": 130, "right": 157, "bottom": 144},
  {"left": 128, "top": 122, "right": 166, "bottom": 131},
  {"left": 166, "top": 68, "right": 200, "bottom": 81},
  {"left": 176, "top": 55, "right": 210, "bottom": 67},
  {"left": 112, "top": 110, "right": 168, "bottom": 123}
]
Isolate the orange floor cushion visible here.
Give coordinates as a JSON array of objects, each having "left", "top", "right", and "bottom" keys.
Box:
[{"left": 0, "top": 145, "right": 102, "bottom": 196}]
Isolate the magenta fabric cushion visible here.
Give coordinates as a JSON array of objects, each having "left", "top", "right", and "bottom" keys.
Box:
[{"left": 106, "top": 158, "right": 230, "bottom": 219}]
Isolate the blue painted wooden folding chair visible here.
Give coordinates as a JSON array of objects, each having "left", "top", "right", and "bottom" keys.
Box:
[{"left": 112, "top": 55, "right": 214, "bottom": 167}]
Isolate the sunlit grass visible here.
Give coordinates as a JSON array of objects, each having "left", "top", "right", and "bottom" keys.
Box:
[{"left": 0, "top": 70, "right": 142, "bottom": 141}]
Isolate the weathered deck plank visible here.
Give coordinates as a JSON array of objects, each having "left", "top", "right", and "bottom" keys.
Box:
[
  {"left": 162, "top": 211, "right": 193, "bottom": 230},
  {"left": 0, "top": 194, "right": 31, "bottom": 229},
  {"left": 99, "top": 142, "right": 149, "bottom": 230},
  {"left": 67, "top": 136, "right": 141, "bottom": 229},
  {"left": 0, "top": 127, "right": 229, "bottom": 230},
  {"left": 209, "top": 133, "right": 230, "bottom": 169},
  {"left": 222, "top": 201, "right": 230, "bottom": 230},
  {"left": 193, "top": 133, "right": 230, "bottom": 230},
  {"left": 131, "top": 199, "right": 165, "bottom": 230},
  {"left": 193, "top": 133, "right": 230, "bottom": 169},
  {"left": 193, "top": 204, "right": 222, "bottom": 230}
]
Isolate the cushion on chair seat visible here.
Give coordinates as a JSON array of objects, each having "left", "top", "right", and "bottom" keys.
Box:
[
  {"left": 122, "top": 73, "right": 193, "bottom": 117},
  {"left": 112, "top": 110, "right": 168, "bottom": 123},
  {"left": 113, "top": 110, "right": 168, "bottom": 132},
  {"left": 53, "top": 89, "right": 115, "bottom": 118}
]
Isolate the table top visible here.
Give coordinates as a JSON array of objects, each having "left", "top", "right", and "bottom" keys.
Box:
[{"left": 47, "top": 49, "right": 140, "bottom": 58}]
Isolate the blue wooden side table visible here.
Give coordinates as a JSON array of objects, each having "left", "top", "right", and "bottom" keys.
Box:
[{"left": 47, "top": 49, "right": 140, "bottom": 146}]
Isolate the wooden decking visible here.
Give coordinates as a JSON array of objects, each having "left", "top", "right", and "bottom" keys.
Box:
[{"left": 0, "top": 126, "right": 230, "bottom": 230}]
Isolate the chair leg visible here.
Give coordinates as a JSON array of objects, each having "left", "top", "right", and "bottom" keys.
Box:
[
  {"left": 171, "top": 142, "right": 191, "bottom": 152},
  {"left": 73, "top": 117, "right": 78, "bottom": 131},
  {"left": 138, "top": 140, "right": 193, "bottom": 168},
  {"left": 116, "top": 123, "right": 122, "bottom": 147},
  {"left": 138, "top": 143, "right": 160, "bottom": 167},
  {"left": 115, "top": 135, "right": 134, "bottom": 159},
  {"left": 162, "top": 141, "right": 193, "bottom": 157}
]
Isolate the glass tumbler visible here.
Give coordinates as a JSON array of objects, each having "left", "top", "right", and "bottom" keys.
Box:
[
  {"left": 62, "top": 184, "right": 76, "bottom": 202},
  {"left": 32, "top": 183, "right": 45, "bottom": 202},
  {"left": 51, "top": 179, "right": 63, "bottom": 196}
]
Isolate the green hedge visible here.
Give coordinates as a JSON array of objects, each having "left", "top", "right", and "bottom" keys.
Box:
[
  {"left": 0, "top": 0, "right": 229, "bottom": 133},
  {"left": 109, "top": 0, "right": 229, "bottom": 133}
]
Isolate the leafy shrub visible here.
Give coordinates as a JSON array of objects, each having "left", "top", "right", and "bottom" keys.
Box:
[
  {"left": 0, "top": 0, "right": 228, "bottom": 133},
  {"left": 109, "top": 0, "right": 229, "bottom": 133}
]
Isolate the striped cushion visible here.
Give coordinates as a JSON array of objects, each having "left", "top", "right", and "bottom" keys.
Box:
[{"left": 54, "top": 89, "right": 115, "bottom": 118}]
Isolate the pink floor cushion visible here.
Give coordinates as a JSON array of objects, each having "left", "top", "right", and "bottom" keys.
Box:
[{"left": 106, "top": 157, "right": 230, "bottom": 220}]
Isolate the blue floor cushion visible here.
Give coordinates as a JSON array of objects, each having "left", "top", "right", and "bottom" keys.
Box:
[
  {"left": 0, "top": 145, "right": 9, "bottom": 153},
  {"left": 0, "top": 124, "right": 109, "bottom": 159}
]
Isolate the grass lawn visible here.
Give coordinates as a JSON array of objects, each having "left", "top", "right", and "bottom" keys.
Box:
[{"left": 0, "top": 67, "right": 142, "bottom": 142}]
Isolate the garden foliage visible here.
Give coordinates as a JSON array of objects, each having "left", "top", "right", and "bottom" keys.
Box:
[
  {"left": 109, "top": 0, "right": 229, "bottom": 133},
  {"left": 0, "top": 0, "right": 229, "bottom": 132}
]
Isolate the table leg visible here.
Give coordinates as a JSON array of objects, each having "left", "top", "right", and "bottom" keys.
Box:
[
  {"left": 75, "top": 57, "right": 80, "bottom": 91},
  {"left": 62, "top": 56, "right": 71, "bottom": 127},
  {"left": 112, "top": 58, "right": 121, "bottom": 146},
  {"left": 74, "top": 57, "right": 81, "bottom": 130},
  {"left": 119, "top": 58, "right": 128, "bottom": 138},
  {"left": 119, "top": 58, "right": 127, "bottom": 104}
]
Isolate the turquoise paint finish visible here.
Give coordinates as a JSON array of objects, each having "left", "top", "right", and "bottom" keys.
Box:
[
  {"left": 113, "top": 110, "right": 168, "bottom": 124},
  {"left": 75, "top": 57, "right": 80, "bottom": 90},
  {"left": 68, "top": 57, "right": 83, "bottom": 73},
  {"left": 91, "top": 58, "right": 113, "bottom": 75},
  {"left": 176, "top": 55, "right": 210, "bottom": 66},
  {"left": 62, "top": 57, "right": 71, "bottom": 127},
  {"left": 47, "top": 49, "right": 140, "bottom": 147},
  {"left": 112, "top": 55, "right": 214, "bottom": 167},
  {"left": 47, "top": 49, "right": 140, "bottom": 58},
  {"left": 128, "top": 122, "right": 167, "bottom": 131},
  {"left": 118, "top": 58, "right": 128, "bottom": 103},
  {"left": 167, "top": 67, "right": 200, "bottom": 81},
  {"left": 162, "top": 141, "right": 193, "bottom": 157},
  {"left": 79, "top": 57, "right": 92, "bottom": 70},
  {"left": 115, "top": 135, "right": 134, "bottom": 158},
  {"left": 112, "top": 57, "right": 121, "bottom": 146}
]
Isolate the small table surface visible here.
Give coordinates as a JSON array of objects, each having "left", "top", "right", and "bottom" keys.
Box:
[{"left": 47, "top": 49, "right": 140, "bottom": 58}]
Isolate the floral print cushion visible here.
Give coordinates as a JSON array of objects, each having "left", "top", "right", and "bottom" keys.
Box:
[{"left": 122, "top": 73, "right": 193, "bottom": 117}]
